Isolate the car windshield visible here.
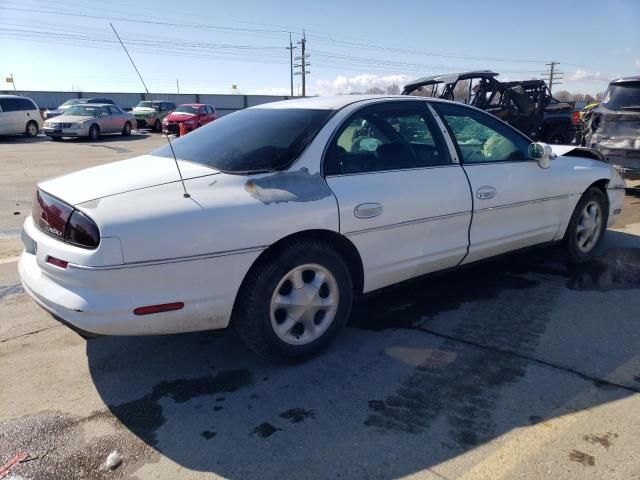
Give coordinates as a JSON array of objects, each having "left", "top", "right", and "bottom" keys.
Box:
[
  {"left": 152, "top": 108, "right": 333, "bottom": 173},
  {"left": 60, "top": 99, "right": 81, "bottom": 107},
  {"left": 64, "top": 105, "right": 101, "bottom": 116},
  {"left": 136, "top": 101, "right": 159, "bottom": 109},
  {"left": 173, "top": 106, "right": 199, "bottom": 114},
  {"left": 602, "top": 83, "right": 640, "bottom": 111}
]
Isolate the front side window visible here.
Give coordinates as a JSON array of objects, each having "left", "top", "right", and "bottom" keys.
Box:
[
  {"left": 326, "top": 103, "right": 450, "bottom": 175},
  {"left": 108, "top": 106, "right": 122, "bottom": 115},
  {"left": 151, "top": 108, "right": 333, "bottom": 173},
  {"left": 436, "top": 103, "right": 529, "bottom": 163}
]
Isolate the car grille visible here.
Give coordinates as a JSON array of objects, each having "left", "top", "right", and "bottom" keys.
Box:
[
  {"left": 49, "top": 123, "right": 72, "bottom": 129},
  {"left": 165, "top": 122, "right": 179, "bottom": 134}
]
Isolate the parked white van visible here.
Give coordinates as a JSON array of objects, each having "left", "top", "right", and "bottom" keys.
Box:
[{"left": 0, "top": 95, "right": 42, "bottom": 137}]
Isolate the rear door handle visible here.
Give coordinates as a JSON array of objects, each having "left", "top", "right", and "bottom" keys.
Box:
[
  {"left": 354, "top": 203, "right": 383, "bottom": 219},
  {"left": 476, "top": 186, "right": 497, "bottom": 200}
]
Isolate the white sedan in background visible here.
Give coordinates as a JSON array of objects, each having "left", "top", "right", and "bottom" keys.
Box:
[{"left": 19, "top": 96, "right": 626, "bottom": 361}]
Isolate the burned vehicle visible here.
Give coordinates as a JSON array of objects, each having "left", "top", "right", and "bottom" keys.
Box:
[
  {"left": 402, "top": 71, "right": 581, "bottom": 144},
  {"left": 584, "top": 76, "right": 640, "bottom": 171}
]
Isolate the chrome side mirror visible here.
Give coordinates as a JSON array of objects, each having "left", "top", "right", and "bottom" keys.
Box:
[{"left": 528, "top": 142, "right": 555, "bottom": 169}]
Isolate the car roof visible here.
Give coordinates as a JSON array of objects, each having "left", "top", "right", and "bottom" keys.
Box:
[
  {"left": 178, "top": 103, "right": 206, "bottom": 107},
  {"left": 0, "top": 94, "right": 31, "bottom": 99},
  {"left": 610, "top": 76, "right": 640, "bottom": 84},
  {"left": 254, "top": 95, "right": 438, "bottom": 111},
  {"left": 72, "top": 103, "right": 114, "bottom": 107},
  {"left": 403, "top": 70, "right": 499, "bottom": 90}
]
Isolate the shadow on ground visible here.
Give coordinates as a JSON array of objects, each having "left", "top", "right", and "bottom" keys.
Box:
[{"left": 71, "top": 233, "right": 640, "bottom": 478}]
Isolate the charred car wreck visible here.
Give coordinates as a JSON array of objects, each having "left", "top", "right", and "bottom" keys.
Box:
[{"left": 402, "top": 70, "right": 582, "bottom": 145}]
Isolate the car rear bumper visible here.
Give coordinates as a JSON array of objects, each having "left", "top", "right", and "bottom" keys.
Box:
[
  {"left": 607, "top": 187, "right": 625, "bottom": 227},
  {"left": 18, "top": 217, "right": 262, "bottom": 336}
]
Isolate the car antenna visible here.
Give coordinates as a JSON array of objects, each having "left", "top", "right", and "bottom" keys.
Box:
[{"left": 165, "top": 134, "right": 190, "bottom": 198}]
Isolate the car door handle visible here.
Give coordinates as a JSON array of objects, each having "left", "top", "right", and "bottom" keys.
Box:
[
  {"left": 476, "top": 186, "right": 497, "bottom": 200},
  {"left": 354, "top": 203, "right": 383, "bottom": 219}
]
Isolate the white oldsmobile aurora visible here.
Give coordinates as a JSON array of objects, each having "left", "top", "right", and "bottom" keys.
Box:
[{"left": 19, "top": 96, "right": 626, "bottom": 361}]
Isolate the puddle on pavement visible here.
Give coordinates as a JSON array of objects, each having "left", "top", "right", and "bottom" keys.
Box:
[
  {"left": 349, "top": 247, "right": 640, "bottom": 332},
  {"left": 110, "top": 369, "right": 252, "bottom": 447}
]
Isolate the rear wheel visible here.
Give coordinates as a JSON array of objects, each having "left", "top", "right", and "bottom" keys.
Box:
[
  {"left": 88, "top": 124, "right": 100, "bottom": 142},
  {"left": 122, "top": 121, "right": 132, "bottom": 136},
  {"left": 25, "top": 120, "right": 38, "bottom": 137},
  {"left": 234, "top": 241, "right": 353, "bottom": 362},
  {"left": 563, "top": 187, "right": 608, "bottom": 263}
]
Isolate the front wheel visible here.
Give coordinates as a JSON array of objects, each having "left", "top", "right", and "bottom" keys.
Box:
[
  {"left": 25, "top": 120, "right": 39, "bottom": 137},
  {"left": 154, "top": 119, "right": 162, "bottom": 132},
  {"left": 563, "top": 187, "right": 608, "bottom": 263},
  {"left": 122, "top": 121, "right": 132, "bottom": 136},
  {"left": 88, "top": 124, "right": 100, "bottom": 142},
  {"left": 234, "top": 241, "right": 353, "bottom": 362}
]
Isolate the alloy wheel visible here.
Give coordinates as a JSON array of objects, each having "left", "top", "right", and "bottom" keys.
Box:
[
  {"left": 576, "top": 200, "right": 602, "bottom": 253},
  {"left": 270, "top": 263, "right": 339, "bottom": 345}
]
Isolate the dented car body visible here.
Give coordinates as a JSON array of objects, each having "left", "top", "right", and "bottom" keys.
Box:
[
  {"left": 584, "top": 76, "right": 640, "bottom": 171},
  {"left": 19, "top": 96, "right": 625, "bottom": 359}
]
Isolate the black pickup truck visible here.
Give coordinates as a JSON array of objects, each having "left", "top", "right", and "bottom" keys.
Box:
[{"left": 402, "top": 71, "right": 582, "bottom": 144}]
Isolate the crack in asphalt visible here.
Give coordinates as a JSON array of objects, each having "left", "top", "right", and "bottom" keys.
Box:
[
  {"left": 0, "top": 325, "right": 61, "bottom": 343},
  {"left": 412, "top": 325, "right": 640, "bottom": 394}
]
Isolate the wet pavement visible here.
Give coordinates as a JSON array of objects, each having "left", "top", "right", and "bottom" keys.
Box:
[{"left": 1, "top": 224, "right": 639, "bottom": 479}]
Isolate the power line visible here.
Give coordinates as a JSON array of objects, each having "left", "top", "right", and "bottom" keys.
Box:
[{"left": 543, "top": 61, "right": 563, "bottom": 93}]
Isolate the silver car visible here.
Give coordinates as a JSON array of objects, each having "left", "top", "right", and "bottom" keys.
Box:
[{"left": 43, "top": 104, "right": 135, "bottom": 141}]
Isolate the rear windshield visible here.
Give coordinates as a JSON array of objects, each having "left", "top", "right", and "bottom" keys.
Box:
[
  {"left": 174, "top": 106, "right": 198, "bottom": 114},
  {"left": 602, "top": 83, "right": 640, "bottom": 111},
  {"left": 151, "top": 108, "right": 333, "bottom": 173},
  {"left": 136, "top": 101, "right": 159, "bottom": 109}
]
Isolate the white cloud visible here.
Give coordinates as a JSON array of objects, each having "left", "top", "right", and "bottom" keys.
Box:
[
  {"left": 568, "top": 69, "right": 605, "bottom": 81},
  {"left": 313, "top": 74, "right": 413, "bottom": 95}
]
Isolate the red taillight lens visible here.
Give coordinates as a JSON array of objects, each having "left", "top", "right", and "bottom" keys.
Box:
[
  {"left": 572, "top": 111, "right": 580, "bottom": 125},
  {"left": 133, "top": 302, "right": 184, "bottom": 316},
  {"left": 46, "top": 256, "right": 68, "bottom": 269},
  {"left": 34, "top": 190, "right": 73, "bottom": 239},
  {"left": 65, "top": 210, "right": 100, "bottom": 249}
]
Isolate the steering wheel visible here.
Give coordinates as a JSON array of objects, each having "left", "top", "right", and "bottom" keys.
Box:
[{"left": 351, "top": 136, "right": 383, "bottom": 153}]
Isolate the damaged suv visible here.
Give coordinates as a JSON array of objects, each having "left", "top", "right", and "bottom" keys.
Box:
[{"left": 584, "top": 76, "right": 640, "bottom": 171}]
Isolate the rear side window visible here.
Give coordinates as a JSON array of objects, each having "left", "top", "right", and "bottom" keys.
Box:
[
  {"left": 151, "top": 108, "right": 333, "bottom": 173},
  {"left": 602, "top": 83, "right": 640, "bottom": 111},
  {"left": 0, "top": 98, "right": 35, "bottom": 111}
]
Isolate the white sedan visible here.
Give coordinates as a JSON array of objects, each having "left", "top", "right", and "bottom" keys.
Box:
[{"left": 19, "top": 96, "right": 626, "bottom": 361}]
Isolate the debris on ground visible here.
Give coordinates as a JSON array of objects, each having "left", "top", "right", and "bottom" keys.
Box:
[
  {"left": 104, "top": 450, "right": 122, "bottom": 470},
  {"left": 0, "top": 452, "right": 28, "bottom": 479}
]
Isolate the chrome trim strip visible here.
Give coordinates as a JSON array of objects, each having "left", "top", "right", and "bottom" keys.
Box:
[
  {"left": 345, "top": 210, "right": 471, "bottom": 236},
  {"left": 69, "top": 245, "right": 268, "bottom": 271},
  {"left": 326, "top": 164, "right": 459, "bottom": 178},
  {"left": 474, "top": 194, "right": 572, "bottom": 213},
  {"left": 427, "top": 103, "right": 459, "bottom": 164}
]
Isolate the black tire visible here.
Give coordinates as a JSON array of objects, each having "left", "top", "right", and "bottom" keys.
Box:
[
  {"left": 122, "top": 121, "right": 132, "bottom": 136},
  {"left": 563, "top": 187, "right": 608, "bottom": 263},
  {"left": 88, "top": 124, "right": 100, "bottom": 142},
  {"left": 154, "top": 119, "right": 162, "bottom": 132},
  {"left": 25, "top": 120, "right": 38, "bottom": 137},
  {"left": 234, "top": 240, "right": 353, "bottom": 362}
]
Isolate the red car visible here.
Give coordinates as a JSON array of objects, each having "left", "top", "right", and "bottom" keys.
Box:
[{"left": 162, "top": 103, "right": 217, "bottom": 135}]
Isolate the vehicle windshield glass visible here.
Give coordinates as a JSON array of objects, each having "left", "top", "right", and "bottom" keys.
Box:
[
  {"left": 173, "top": 106, "right": 199, "bottom": 114},
  {"left": 602, "top": 83, "right": 640, "bottom": 111},
  {"left": 151, "top": 108, "right": 333, "bottom": 173},
  {"left": 136, "top": 101, "right": 159, "bottom": 109},
  {"left": 64, "top": 105, "right": 101, "bottom": 116},
  {"left": 60, "top": 99, "right": 81, "bottom": 107}
]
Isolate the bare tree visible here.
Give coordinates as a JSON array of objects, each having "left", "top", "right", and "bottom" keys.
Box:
[
  {"left": 385, "top": 84, "right": 400, "bottom": 95},
  {"left": 554, "top": 90, "right": 572, "bottom": 102}
]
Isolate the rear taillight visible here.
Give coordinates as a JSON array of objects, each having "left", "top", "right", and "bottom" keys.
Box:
[
  {"left": 34, "top": 190, "right": 73, "bottom": 239},
  {"left": 572, "top": 111, "right": 580, "bottom": 125},
  {"left": 65, "top": 210, "right": 100, "bottom": 249},
  {"left": 33, "top": 189, "right": 100, "bottom": 249}
]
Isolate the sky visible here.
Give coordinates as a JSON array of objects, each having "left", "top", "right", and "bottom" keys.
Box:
[{"left": 1, "top": 0, "right": 639, "bottom": 97}]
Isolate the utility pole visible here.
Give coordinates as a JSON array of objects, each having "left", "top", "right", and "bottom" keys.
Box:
[
  {"left": 544, "top": 61, "right": 563, "bottom": 94},
  {"left": 286, "top": 33, "right": 295, "bottom": 97},
  {"left": 6, "top": 73, "right": 16, "bottom": 91},
  {"left": 176, "top": 79, "right": 180, "bottom": 94},
  {"left": 294, "top": 31, "right": 310, "bottom": 97}
]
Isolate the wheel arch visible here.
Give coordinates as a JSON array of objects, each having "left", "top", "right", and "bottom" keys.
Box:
[{"left": 230, "top": 229, "right": 365, "bottom": 323}]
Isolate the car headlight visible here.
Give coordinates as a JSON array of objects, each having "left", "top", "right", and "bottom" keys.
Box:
[{"left": 70, "top": 123, "right": 83, "bottom": 129}]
